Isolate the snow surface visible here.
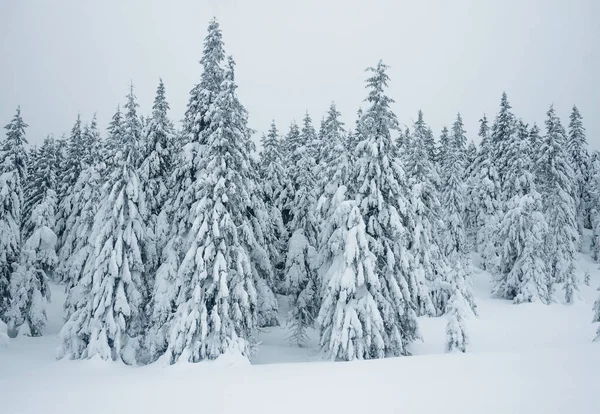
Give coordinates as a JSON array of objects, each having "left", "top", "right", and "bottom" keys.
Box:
[{"left": 1, "top": 252, "right": 600, "bottom": 414}]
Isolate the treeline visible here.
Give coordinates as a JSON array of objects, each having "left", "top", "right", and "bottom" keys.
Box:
[{"left": 1, "top": 18, "right": 599, "bottom": 363}]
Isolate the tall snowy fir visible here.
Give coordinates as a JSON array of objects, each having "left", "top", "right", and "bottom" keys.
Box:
[
  {"left": 468, "top": 115, "right": 501, "bottom": 272},
  {"left": 59, "top": 86, "right": 148, "bottom": 363},
  {"left": 259, "top": 122, "right": 288, "bottom": 292},
  {"left": 149, "top": 22, "right": 270, "bottom": 364},
  {"left": 589, "top": 151, "right": 600, "bottom": 261},
  {"left": 567, "top": 105, "right": 589, "bottom": 242},
  {"left": 315, "top": 103, "right": 349, "bottom": 220},
  {"left": 0, "top": 107, "right": 28, "bottom": 321},
  {"left": 491, "top": 92, "right": 516, "bottom": 193},
  {"left": 285, "top": 112, "right": 320, "bottom": 346},
  {"left": 139, "top": 79, "right": 176, "bottom": 274},
  {"left": 403, "top": 111, "right": 444, "bottom": 317},
  {"left": 23, "top": 136, "right": 58, "bottom": 240},
  {"left": 352, "top": 61, "right": 419, "bottom": 356},
  {"left": 536, "top": 106, "right": 579, "bottom": 303},
  {"left": 7, "top": 134, "right": 59, "bottom": 336},
  {"left": 55, "top": 114, "right": 98, "bottom": 250},
  {"left": 146, "top": 20, "right": 229, "bottom": 361},
  {"left": 493, "top": 117, "right": 550, "bottom": 304},
  {"left": 439, "top": 114, "right": 477, "bottom": 351}
]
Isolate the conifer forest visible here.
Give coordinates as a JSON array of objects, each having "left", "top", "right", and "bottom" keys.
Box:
[{"left": 1, "top": 13, "right": 599, "bottom": 414}]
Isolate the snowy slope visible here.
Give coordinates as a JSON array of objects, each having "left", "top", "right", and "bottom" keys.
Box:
[{"left": 1, "top": 254, "right": 599, "bottom": 414}]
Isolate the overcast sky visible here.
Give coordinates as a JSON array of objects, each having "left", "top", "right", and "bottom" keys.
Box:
[{"left": 1, "top": 0, "right": 598, "bottom": 149}]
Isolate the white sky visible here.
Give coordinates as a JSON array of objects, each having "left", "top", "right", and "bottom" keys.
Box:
[{"left": 1, "top": 0, "right": 598, "bottom": 149}]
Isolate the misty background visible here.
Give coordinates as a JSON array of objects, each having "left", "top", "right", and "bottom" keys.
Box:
[{"left": 1, "top": 0, "right": 598, "bottom": 148}]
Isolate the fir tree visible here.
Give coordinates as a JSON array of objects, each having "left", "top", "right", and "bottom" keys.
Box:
[
  {"left": 567, "top": 106, "right": 589, "bottom": 241},
  {"left": 440, "top": 115, "right": 477, "bottom": 314},
  {"left": 315, "top": 103, "right": 349, "bottom": 218},
  {"left": 259, "top": 122, "right": 288, "bottom": 293},
  {"left": 139, "top": 79, "right": 176, "bottom": 274},
  {"left": 56, "top": 114, "right": 96, "bottom": 248},
  {"left": 537, "top": 105, "right": 579, "bottom": 303},
  {"left": 491, "top": 92, "right": 516, "bottom": 192},
  {"left": 589, "top": 151, "right": 600, "bottom": 261},
  {"left": 59, "top": 86, "right": 148, "bottom": 363},
  {"left": 285, "top": 113, "right": 320, "bottom": 346},
  {"left": 23, "top": 136, "right": 58, "bottom": 240},
  {"left": 468, "top": 115, "right": 501, "bottom": 271},
  {"left": 7, "top": 190, "right": 57, "bottom": 336},
  {"left": 317, "top": 186, "right": 385, "bottom": 360},
  {"left": 404, "top": 112, "right": 445, "bottom": 317},
  {"left": 493, "top": 127, "right": 550, "bottom": 304},
  {"left": 0, "top": 107, "right": 28, "bottom": 320},
  {"left": 280, "top": 121, "right": 302, "bottom": 228},
  {"left": 352, "top": 61, "right": 419, "bottom": 356}
]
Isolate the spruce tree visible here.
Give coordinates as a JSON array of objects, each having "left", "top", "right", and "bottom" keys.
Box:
[
  {"left": 589, "top": 151, "right": 600, "bottom": 261},
  {"left": 150, "top": 22, "right": 268, "bottom": 363},
  {"left": 567, "top": 106, "right": 589, "bottom": 240},
  {"left": 7, "top": 190, "right": 57, "bottom": 336},
  {"left": 491, "top": 92, "right": 516, "bottom": 192},
  {"left": 352, "top": 61, "right": 419, "bottom": 356},
  {"left": 59, "top": 86, "right": 148, "bottom": 363},
  {"left": 139, "top": 79, "right": 176, "bottom": 274},
  {"left": 493, "top": 121, "right": 550, "bottom": 304},
  {"left": 280, "top": 122, "right": 301, "bottom": 228},
  {"left": 56, "top": 115, "right": 91, "bottom": 248},
  {"left": 259, "top": 122, "right": 288, "bottom": 293},
  {"left": 593, "top": 286, "right": 600, "bottom": 341},
  {"left": 403, "top": 111, "right": 444, "bottom": 317},
  {"left": 468, "top": 115, "right": 501, "bottom": 271},
  {"left": 285, "top": 113, "right": 320, "bottom": 346},
  {"left": 537, "top": 105, "right": 579, "bottom": 303},
  {"left": 315, "top": 103, "right": 349, "bottom": 218},
  {"left": 0, "top": 107, "right": 28, "bottom": 320},
  {"left": 317, "top": 186, "right": 385, "bottom": 360},
  {"left": 23, "top": 136, "right": 58, "bottom": 240},
  {"left": 440, "top": 114, "right": 477, "bottom": 313},
  {"left": 147, "top": 20, "right": 230, "bottom": 361}
]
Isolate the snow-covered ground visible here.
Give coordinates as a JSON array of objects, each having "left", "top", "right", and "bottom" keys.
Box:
[{"left": 1, "top": 253, "right": 599, "bottom": 414}]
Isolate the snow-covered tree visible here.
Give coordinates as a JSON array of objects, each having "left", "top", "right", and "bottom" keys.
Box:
[
  {"left": 403, "top": 111, "right": 445, "bottom": 316},
  {"left": 280, "top": 122, "right": 301, "bottom": 228},
  {"left": 352, "top": 61, "right": 419, "bottom": 356},
  {"left": 0, "top": 172, "right": 22, "bottom": 320},
  {"left": 285, "top": 113, "right": 320, "bottom": 346},
  {"left": 316, "top": 103, "right": 349, "bottom": 217},
  {"left": 589, "top": 151, "right": 600, "bottom": 261},
  {"left": 467, "top": 115, "right": 501, "bottom": 271},
  {"left": 59, "top": 86, "right": 148, "bottom": 363},
  {"left": 259, "top": 122, "right": 288, "bottom": 292},
  {"left": 7, "top": 192, "right": 57, "bottom": 336},
  {"left": 567, "top": 106, "right": 589, "bottom": 241},
  {"left": 139, "top": 79, "right": 176, "bottom": 274},
  {"left": 56, "top": 114, "right": 98, "bottom": 247},
  {"left": 537, "top": 105, "right": 579, "bottom": 303},
  {"left": 149, "top": 22, "right": 269, "bottom": 364},
  {"left": 317, "top": 186, "right": 385, "bottom": 360},
  {"left": 23, "top": 136, "right": 58, "bottom": 240},
  {"left": 0, "top": 107, "right": 28, "bottom": 320},
  {"left": 56, "top": 163, "right": 104, "bottom": 320},
  {"left": 445, "top": 262, "right": 471, "bottom": 353},
  {"left": 494, "top": 192, "right": 550, "bottom": 304},
  {"left": 492, "top": 122, "right": 550, "bottom": 303},
  {"left": 491, "top": 92, "right": 516, "bottom": 192}
]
